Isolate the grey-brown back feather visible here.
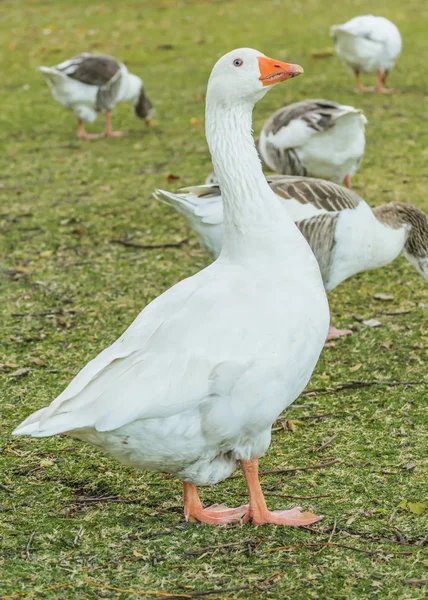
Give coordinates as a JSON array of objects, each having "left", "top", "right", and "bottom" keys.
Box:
[
  {"left": 95, "top": 68, "right": 122, "bottom": 112},
  {"left": 264, "top": 99, "right": 343, "bottom": 136},
  {"left": 63, "top": 53, "right": 121, "bottom": 86},
  {"left": 267, "top": 176, "right": 361, "bottom": 211},
  {"left": 296, "top": 213, "right": 339, "bottom": 284}
]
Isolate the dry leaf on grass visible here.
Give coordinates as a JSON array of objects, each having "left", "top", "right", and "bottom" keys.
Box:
[{"left": 167, "top": 174, "right": 180, "bottom": 183}]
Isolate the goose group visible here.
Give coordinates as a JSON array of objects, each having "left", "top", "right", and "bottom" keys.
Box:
[{"left": 13, "top": 13, "right": 425, "bottom": 528}]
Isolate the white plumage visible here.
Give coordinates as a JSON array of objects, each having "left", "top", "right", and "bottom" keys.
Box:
[
  {"left": 15, "top": 49, "right": 329, "bottom": 526},
  {"left": 330, "top": 15, "right": 402, "bottom": 93},
  {"left": 258, "top": 100, "right": 367, "bottom": 186},
  {"left": 155, "top": 178, "right": 428, "bottom": 293},
  {"left": 38, "top": 53, "right": 153, "bottom": 138}
]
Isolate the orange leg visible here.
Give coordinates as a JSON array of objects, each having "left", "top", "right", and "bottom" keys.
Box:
[
  {"left": 354, "top": 70, "right": 372, "bottom": 93},
  {"left": 343, "top": 174, "right": 352, "bottom": 189},
  {"left": 241, "top": 458, "right": 322, "bottom": 526},
  {"left": 104, "top": 112, "right": 128, "bottom": 137},
  {"left": 77, "top": 119, "right": 102, "bottom": 140},
  {"left": 375, "top": 70, "right": 397, "bottom": 94},
  {"left": 183, "top": 482, "right": 248, "bottom": 525}
]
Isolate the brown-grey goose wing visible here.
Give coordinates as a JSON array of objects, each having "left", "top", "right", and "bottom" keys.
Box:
[
  {"left": 264, "top": 99, "right": 343, "bottom": 137},
  {"left": 61, "top": 53, "right": 121, "bottom": 86},
  {"left": 267, "top": 176, "right": 362, "bottom": 212},
  {"left": 55, "top": 53, "right": 123, "bottom": 112},
  {"left": 296, "top": 212, "right": 338, "bottom": 287}
]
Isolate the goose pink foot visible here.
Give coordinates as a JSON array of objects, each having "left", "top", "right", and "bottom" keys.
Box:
[
  {"left": 240, "top": 458, "right": 322, "bottom": 527},
  {"left": 327, "top": 326, "right": 353, "bottom": 340},
  {"left": 104, "top": 112, "right": 128, "bottom": 137},
  {"left": 77, "top": 120, "right": 102, "bottom": 140},
  {"left": 183, "top": 483, "right": 248, "bottom": 525},
  {"left": 243, "top": 505, "right": 323, "bottom": 526}
]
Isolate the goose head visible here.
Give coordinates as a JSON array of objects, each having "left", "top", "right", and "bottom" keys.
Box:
[
  {"left": 134, "top": 87, "right": 154, "bottom": 126},
  {"left": 207, "top": 48, "right": 303, "bottom": 107}
]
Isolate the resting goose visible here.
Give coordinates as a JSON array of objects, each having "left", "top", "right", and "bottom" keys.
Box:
[
  {"left": 14, "top": 49, "right": 329, "bottom": 526},
  {"left": 330, "top": 16, "right": 402, "bottom": 93},
  {"left": 38, "top": 53, "right": 154, "bottom": 139},
  {"left": 155, "top": 176, "right": 428, "bottom": 338}
]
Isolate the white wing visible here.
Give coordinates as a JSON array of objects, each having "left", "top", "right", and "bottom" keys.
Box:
[{"left": 14, "top": 266, "right": 255, "bottom": 437}]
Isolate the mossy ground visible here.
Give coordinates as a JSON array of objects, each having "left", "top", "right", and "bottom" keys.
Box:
[{"left": 0, "top": 0, "right": 427, "bottom": 598}]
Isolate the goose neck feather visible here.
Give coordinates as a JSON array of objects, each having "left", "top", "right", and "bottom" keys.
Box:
[{"left": 205, "top": 98, "right": 310, "bottom": 264}]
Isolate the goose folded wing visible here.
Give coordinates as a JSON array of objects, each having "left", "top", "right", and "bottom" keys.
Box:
[
  {"left": 268, "top": 176, "right": 362, "bottom": 212},
  {"left": 15, "top": 272, "right": 251, "bottom": 437}
]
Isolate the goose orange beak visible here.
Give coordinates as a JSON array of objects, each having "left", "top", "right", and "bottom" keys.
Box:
[{"left": 258, "top": 56, "right": 304, "bottom": 86}]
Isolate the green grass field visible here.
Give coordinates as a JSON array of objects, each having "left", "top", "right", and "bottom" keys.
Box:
[{"left": 1, "top": 0, "right": 427, "bottom": 598}]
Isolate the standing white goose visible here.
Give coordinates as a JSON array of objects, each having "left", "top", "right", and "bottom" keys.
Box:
[
  {"left": 330, "top": 16, "right": 402, "bottom": 93},
  {"left": 38, "top": 53, "right": 154, "bottom": 139},
  {"left": 155, "top": 176, "right": 428, "bottom": 338},
  {"left": 14, "top": 49, "right": 329, "bottom": 526}
]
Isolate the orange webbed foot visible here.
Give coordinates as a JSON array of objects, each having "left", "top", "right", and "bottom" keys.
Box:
[{"left": 243, "top": 506, "right": 323, "bottom": 527}]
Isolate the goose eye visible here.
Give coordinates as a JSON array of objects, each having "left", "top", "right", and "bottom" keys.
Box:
[{"left": 233, "top": 58, "right": 243, "bottom": 67}]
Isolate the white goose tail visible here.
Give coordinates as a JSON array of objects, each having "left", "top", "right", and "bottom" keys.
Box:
[{"left": 153, "top": 187, "right": 224, "bottom": 259}]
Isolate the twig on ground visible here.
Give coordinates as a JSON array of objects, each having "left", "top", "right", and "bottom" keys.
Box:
[
  {"left": 110, "top": 238, "right": 188, "bottom": 250},
  {"left": 75, "top": 494, "right": 141, "bottom": 504},
  {"left": 83, "top": 579, "right": 250, "bottom": 598},
  {"left": 388, "top": 508, "right": 397, "bottom": 525},
  {"left": 401, "top": 579, "right": 428, "bottom": 587},
  {"left": 416, "top": 534, "right": 428, "bottom": 546},
  {"left": 0, "top": 482, "right": 11, "bottom": 493},
  {"left": 229, "top": 458, "right": 340, "bottom": 479},
  {"left": 185, "top": 539, "right": 255, "bottom": 556},
  {"left": 393, "top": 527, "right": 407, "bottom": 544},
  {"left": 278, "top": 410, "right": 359, "bottom": 422},
  {"left": 25, "top": 531, "right": 35, "bottom": 560},
  {"left": 328, "top": 518, "right": 337, "bottom": 544},
  {"left": 73, "top": 526, "right": 84, "bottom": 546},
  {"left": 312, "top": 434, "right": 338, "bottom": 452},
  {"left": 314, "top": 518, "right": 337, "bottom": 555},
  {"left": 12, "top": 309, "right": 76, "bottom": 318},
  {"left": 304, "top": 380, "right": 427, "bottom": 395}
]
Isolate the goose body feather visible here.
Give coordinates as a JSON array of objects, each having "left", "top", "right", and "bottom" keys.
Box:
[
  {"left": 330, "top": 15, "right": 402, "bottom": 74},
  {"left": 257, "top": 100, "right": 367, "bottom": 184},
  {"left": 156, "top": 176, "right": 410, "bottom": 292}
]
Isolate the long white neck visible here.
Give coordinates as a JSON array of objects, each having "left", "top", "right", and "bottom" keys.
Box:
[{"left": 205, "top": 97, "right": 307, "bottom": 263}]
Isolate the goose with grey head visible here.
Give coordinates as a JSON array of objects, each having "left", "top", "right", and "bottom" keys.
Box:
[
  {"left": 38, "top": 53, "right": 154, "bottom": 139},
  {"left": 14, "top": 49, "right": 329, "bottom": 526},
  {"left": 155, "top": 176, "right": 428, "bottom": 339}
]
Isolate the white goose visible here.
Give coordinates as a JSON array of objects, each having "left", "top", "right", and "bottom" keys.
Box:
[
  {"left": 38, "top": 53, "right": 154, "bottom": 139},
  {"left": 155, "top": 176, "right": 428, "bottom": 339},
  {"left": 14, "top": 49, "right": 329, "bottom": 526},
  {"left": 330, "top": 15, "right": 402, "bottom": 93},
  {"left": 206, "top": 100, "right": 367, "bottom": 188}
]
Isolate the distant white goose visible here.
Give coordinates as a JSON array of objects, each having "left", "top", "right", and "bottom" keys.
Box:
[
  {"left": 330, "top": 15, "right": 402, "bottom": 93},
  {"left": 155, "top": 176, "right": 428, "bottom": 338},
  {"left": 38, "top": 53, "right": 154, "bottom": 139},
  {"left": 206, "top": 100, "right": 367, "bottom": 188},
  {"left": 15, "top": 49, "right": 329, "bottom": 527}
]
